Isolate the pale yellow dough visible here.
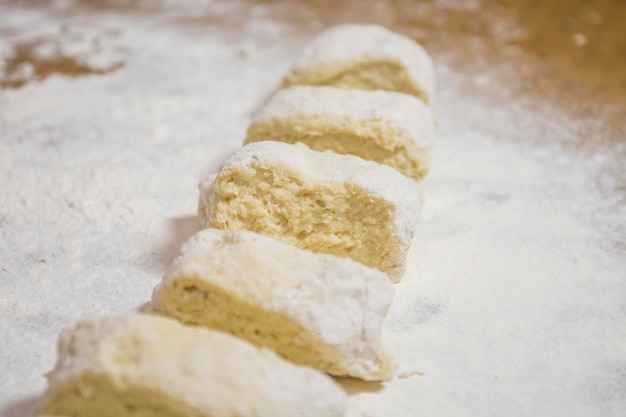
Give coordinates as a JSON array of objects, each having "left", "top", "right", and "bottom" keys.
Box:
[
  {"left": 245, "top": 85, "right": 435, "bottom": 180},
  {"left": 198, "top": 141, "right": 423, "bottom": 281},
  {"left": 282, "top": 24, "right": 435, "bottom": 103},
  {"left": 152, "top": 228, "right": 396, "bottom": 381},
  {"left": 36, "top": 315, "right": 347, "bottom": 417}
]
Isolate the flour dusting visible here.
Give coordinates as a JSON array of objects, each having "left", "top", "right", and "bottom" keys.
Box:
[{"left": 0, "top": 1, "right": 624, "bottom": 417}]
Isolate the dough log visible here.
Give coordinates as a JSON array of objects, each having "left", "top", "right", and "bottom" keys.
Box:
[
  {"left": 282, "top": 24, "right": 435, "bottom": 104},
  {"left": 198, "top": 141, "right": 423, "bottom": 281},
  {"left": 36, "top": 315, "right": 347, "bottom": 417},
  {"left": 152, "top": 228, "right": 396, "bottom": 381},
  {"left": 246, "top": 85, "right": 435, "bottom": 180}
]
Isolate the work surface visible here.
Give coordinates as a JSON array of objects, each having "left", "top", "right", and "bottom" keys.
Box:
[{"left": 1, "top": 1, "right": 625, "bottom": 416}]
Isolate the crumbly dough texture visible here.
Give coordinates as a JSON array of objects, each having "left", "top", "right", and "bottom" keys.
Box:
[
  {"left": 152, "top": 228, "right": 396, "bottom": 381},
  {"left": 198, "top": 141, "right": 423, "bottom": 281},
  {"left": 282, "top": 24, "right": 435, "bottom": 103},
  {"left": 245, "top": 85, "right": 435, "bottom": 180},
  {"left": 36, "top": 315, "right": 347, "bottom": 417}
]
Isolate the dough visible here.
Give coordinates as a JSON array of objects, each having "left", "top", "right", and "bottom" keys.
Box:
[
  {"left": 152, "top": 228, "right": 396, "bottom": 381},
  {"left": 245, "top": 85, "right": 435, "bottom": 180},
  {"left": 282, "top": 24, "right": 435, "bottom": 104},
  {"left": 36, "top": 315, "right": 348, "bottom": 417},
  {"left": 198, "top": 141, "right": 423, "bottom": 281}
]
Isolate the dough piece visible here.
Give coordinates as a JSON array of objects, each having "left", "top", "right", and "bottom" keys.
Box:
[
  {"left": 282, "top": 24, "right": 435, "bottom": 104},
  {"left": 198, "top": 141, "right": 423, "bottom": 281},
  {"left": 36, "top": 315, "right": 347, "bottom": 417},
  {"left": 152, "top": 228, "right": 396, "bottom": 381},
  {"left": 245, "top": 86, "right": 435, "bottom": 180}
]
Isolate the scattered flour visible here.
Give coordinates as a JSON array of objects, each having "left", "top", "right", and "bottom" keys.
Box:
[{"left": 0, "top": 1, "right": 624, "bottom": 417}]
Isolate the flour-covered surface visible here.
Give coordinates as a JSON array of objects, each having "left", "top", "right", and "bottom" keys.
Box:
[{"left": 1, "top": 1, "right": 625, "bottom": 416}]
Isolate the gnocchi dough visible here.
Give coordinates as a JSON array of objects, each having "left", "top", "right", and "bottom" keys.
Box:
[
  {"left": 36, "top": 315, "right": 347, "bottom": 417},
  {"left": 282, "top": 24, "right": 435, "bottom": 103},
  {"left": 198, "top": 141, "right": 423, "bottom": 281},
  {"left": 152, "top": 228, "right": 396, "bottom": 381},
  {"left": 246, "top": 85, "right": 435, "bottom": 180}
]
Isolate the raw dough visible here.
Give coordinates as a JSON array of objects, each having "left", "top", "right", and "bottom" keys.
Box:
[
  {"left": 36, "top": 315, "right": 347, "bottom": 417},
  {"left": 245, "top": 85, "right": 435, "bottom": 180},
  {"left": 198, "top": 141, "right": 423, "bottom": 281},
  {"left": 282, "top": 24, "right": 435, "bottom": 104},
  {"left": 152, "top": 228, "right": 396, "bottom": 381}
]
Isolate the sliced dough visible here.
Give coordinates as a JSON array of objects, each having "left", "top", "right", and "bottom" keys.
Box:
[
  {"left": 198, "top": 141, "right": 423, "bottom": 281},
  {"left": 152, "top": 228, "right": 396, "bottom": 381},
  {"left": 282, "top": 24, "right": 435, "bottom": 104},
  {"left": 36, "top": 315, "right": 347, "bottom": 417},
  {"left": 245, "top": 85, "right": 435, "bottom": 180}
]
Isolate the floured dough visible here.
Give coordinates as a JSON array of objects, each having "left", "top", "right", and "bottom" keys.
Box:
[
  {"left": 198, "top": 141, "right": 423, "bottom": 281},
  {"left": 36, "top": 315, "right": 347, "bottom": 417},
  {"left": 282, "top": 24, "right": 435, "bottom": 103},
  {"left": 152, "top": 228, "right": 396, "bottom": 381},
  {"left": 245, "top": 85, "right": 435, "bottom": 180}
]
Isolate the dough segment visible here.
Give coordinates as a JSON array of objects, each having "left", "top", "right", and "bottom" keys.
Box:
[
  {"left": 245, "top": 85, "right": 435, "bottom": 180},
  {"left": 152, "top": 228, "right": 396, "bottom": 381},
  {"left": 36, "top": 315, "right": 347, "bottom": 417},
  {"left": 198, "top": 141, "right": 423, "bottom": 281},
  {"left": 282, "top": 24, "right": 435, "bottom": 104}
]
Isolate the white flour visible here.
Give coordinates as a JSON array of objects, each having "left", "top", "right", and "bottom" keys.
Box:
[{"left": 0, "top": 1, "right": 624, "bottom": 417}]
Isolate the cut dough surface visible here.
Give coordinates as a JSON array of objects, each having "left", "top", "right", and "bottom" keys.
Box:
[
  {"left": 245, "top": 85, "right": 435, "bottom": 180},
  {"left": 198, "top": 141, "right": 423, "bottom": 281},
  {"left": 36, "top": 315, "right": 347, "bottom": 417},
  {"left": 282, "top": 24, "right": 435, "bottom": 103},
  {"left": 152, "top": 228, "right": 396, "bottom": 381}
]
